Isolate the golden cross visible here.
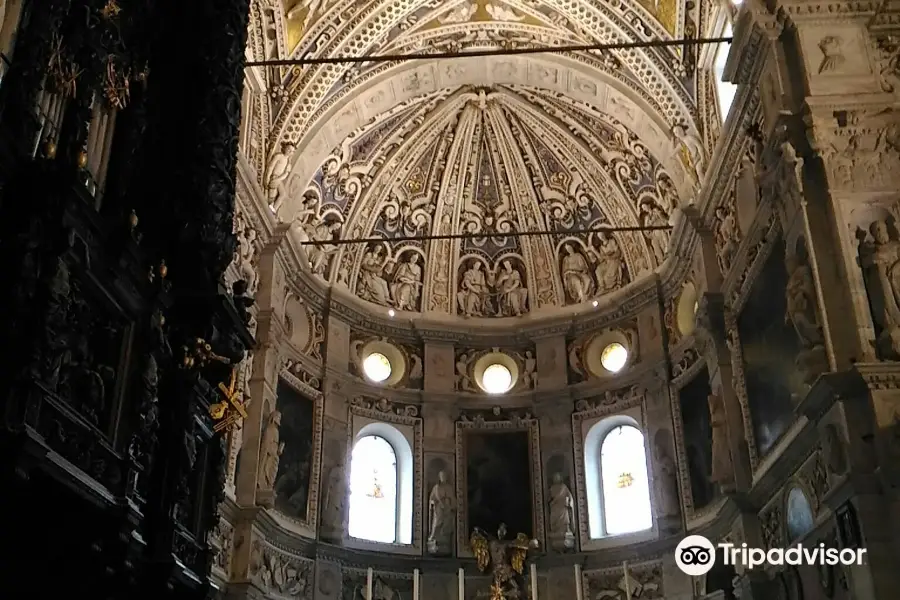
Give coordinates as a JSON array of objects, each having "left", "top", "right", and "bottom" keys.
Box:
[{"left": 218, "top": 366, "right": 248, "bottom": 419}]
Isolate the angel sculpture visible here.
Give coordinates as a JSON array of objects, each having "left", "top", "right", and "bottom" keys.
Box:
[{"left": 470, "top": 523, "right": 539, "bottom": 600}]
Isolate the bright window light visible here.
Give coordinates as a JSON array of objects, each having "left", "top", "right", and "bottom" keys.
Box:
[
  {"left": 362, "top": 352, "right": 392, "bottom": 383},
  {"left": 481, "top": 363, "right": 512, "bottom": 394},
  {"left": 600, "top": 343, "right": 628, "bottom": 373},
  {"left": 601, "top": 426, "right": 653, "bottom": 535},
  {"left": 714, "top": 22, "right": 739, "bottom": 121},
  {"left": 348, "top": 435, "right": 398, "bottom": 543}
]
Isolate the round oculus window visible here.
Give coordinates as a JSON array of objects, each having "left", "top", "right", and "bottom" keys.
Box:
[
  {"left": 362, "top": 352, "right": 392, "bottom": 383},
  {"left": 600, "top": 342, "right": 628, "bottom": 373},
  {"left": 481, "top": 363, "right": 513, "bottom": 394}
]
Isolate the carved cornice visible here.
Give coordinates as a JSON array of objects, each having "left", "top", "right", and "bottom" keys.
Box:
[
  {"left": 854, "top": 361, "right": 900, "bottom": 389},
  {"left": 777, "top": 0, "right": 881, "bottom": 24}
]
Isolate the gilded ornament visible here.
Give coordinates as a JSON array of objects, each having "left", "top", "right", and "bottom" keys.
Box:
[
  {"left": 43, "top": 141, "right": 57, "bottom": 158},
  {"left": 209, "top": 366, "right": 249, "bottom": 433},
  {"left": 470, "top": 524, "right": 539, "bottom": 600},
  {"left": 77, "top": 151, "right": 88, "bottom": 169},
  {"left": 100, "top": 0, "right": 121, "bottom": 19}
]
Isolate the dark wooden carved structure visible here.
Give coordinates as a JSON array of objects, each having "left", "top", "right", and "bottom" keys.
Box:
[{"left": 0, "top": 1, "right": 252, "bottom": 597}]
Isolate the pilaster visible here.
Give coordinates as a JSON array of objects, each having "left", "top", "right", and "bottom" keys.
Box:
[
  {"left": 424, "top": 342, "right": 456, "bottom": 393},
  {"left": 687, "top": 219, "right": 752, "bottom": 494},
  {"left": 535, "top": 335, "right": 567, "bottom": 391},
  {"left": 235, "top": 250, "right": 285, "bottom": 508}
]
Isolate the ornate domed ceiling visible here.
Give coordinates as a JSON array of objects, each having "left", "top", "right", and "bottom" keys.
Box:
[
  {"left": 295, "top": 85, "right": 678, "bottom": 317},
  {"left": 248, "top": 0, "right": 707, "bottom": 319}
]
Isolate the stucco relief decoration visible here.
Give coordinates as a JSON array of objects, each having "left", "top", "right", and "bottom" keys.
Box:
[
  {"left": 584, "top": 562, "right": 664, "bottom": 600},
  {"left": 875, "top": 36, "right": 900, "bottom": 94},
  {"left": 231, "top": 208, "right": 262, "bottom": 296},
  {"left": 274, "top": 67, "right": 689, "bottom": 319},
  {"left": 350, "top": 395, "right": 420, "bottom": 417},
  {"left": 810, "top": 109, "right": 900, "bottom": 193},
  {"left": 209, "top": 518, "right": 234, "bottom": 577},
  {"left": 857, "top": 218, "right": 900, "bottom": 360},
  {"left": 567, "top": 323, "right": 639, "bottom": 383},
  {"left": 249, "top": 538, "right": 314, "bottom": 599},
  {"left": 349, "top": 334, "right": 424, "bottom": 389},
  {"left": 714, "top": 191, "right": 741, "bottom": 276},
  {"left": 455, "top": 346, "right": 537, "bottom": 393}
]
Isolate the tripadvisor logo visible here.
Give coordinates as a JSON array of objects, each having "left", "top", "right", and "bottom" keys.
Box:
[{"left": 674, "top": 535, "right": 867, "bottom": 576}]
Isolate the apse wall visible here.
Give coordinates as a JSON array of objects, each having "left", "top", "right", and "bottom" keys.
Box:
[{"left": 211, "top": 3, "right": 892, "bottom": 599}]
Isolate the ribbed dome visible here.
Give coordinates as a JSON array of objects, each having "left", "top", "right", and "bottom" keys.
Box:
[{"left": 294, "top": 85, "right": 677, "bottom": 318}]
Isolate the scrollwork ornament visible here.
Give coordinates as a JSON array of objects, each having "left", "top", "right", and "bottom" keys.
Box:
[{"left": 875, "top": 35, "right": 900, "bottom": 94}]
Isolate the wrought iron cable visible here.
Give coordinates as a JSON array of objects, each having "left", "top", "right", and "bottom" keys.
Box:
[
  {"left": 245, "top": 36, "right": 732, "bottom": 67},
  {"left": 297, "top": 224, "right": 673, "bottom": 246}
]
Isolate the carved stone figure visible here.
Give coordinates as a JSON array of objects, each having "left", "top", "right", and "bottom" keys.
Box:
[
  {"left": 305, "top": 220, "right": 342, "bottom": 275},
  {"left": 785, "top": 254, "right": 822, "bottom": 347},
  {"left": 495, "top": 260, "right": 528, "bottom": 316},
  {"left": 785, "top": 252, "right": 828, "bottom": 386},
  {"left": 653, "top": 433, "right": 681, "bottom": 519},
  {"left": 640, "top": 201, "right": 670, "bottom": 264},
  {"left": 456, "top": 353, "right": 475, "bottom": 392},
  {"left": 672, "top": 123, "right": 706, "bottom": 185},
  {"left": 591, "top": 233, "right": 623, "bottom": 294},
  {"left": 357, "top": 246, "right": 391, "bottom": 305},
  {"left": 714, "top": 205, "right": 740, "bottom": 274},
  {"left": 458, "top": 260, "right": 490, "bottom": 316},
  {"left": 547, "top": 473, "right": 575, "bottom": 550},
  {"left": 522, "top": 351, "right": 537, "bottom": 388},
  {"left": 817, "top": 36, "right": 845, "bottom": 73},
  {"left": 427, "top": 471, "right": 456, "bottom": 554},
  {"left": 322, "top": 459, "right": 347, "bottom": 533},
  {"left": 264, "top": 142, "right": 295, "bottom": 212},
  {"left": 258, "top": 410, "right": 285, "bottom": 492},
  {"left": 561, "top": 243, "right": 594, "bottom": 303},
  {"left": 390, "top": 253, "right": 422, "bottom": 311},
  {"left": 235, "top": 222, "right": 260, "bottom": 294},
  {"left": 708, "top": 393, "right": 733, "bottom": 489},
  {"left": 860, "top": 219, "right": 900, "bottom": 357}
]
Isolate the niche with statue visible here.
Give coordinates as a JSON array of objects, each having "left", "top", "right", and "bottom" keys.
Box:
[{"left": 858, "top": 217, "right": 900, "bottom": 360}]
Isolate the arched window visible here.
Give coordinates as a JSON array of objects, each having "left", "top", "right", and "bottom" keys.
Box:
[
  {"left": 713, "top": 20, "right": 739, "bottom": 121},
  {"left": 584, "top": 416, "right": 653, "bottom": 539},
  {"left": 346, "top": 423, "right": 414, "bottom": 545},
  {"left": 600, "top": 426, "right": 653, "bottom": 535},
  {"left": 348, "top": 435, "right": 398, "bottom": 543}
]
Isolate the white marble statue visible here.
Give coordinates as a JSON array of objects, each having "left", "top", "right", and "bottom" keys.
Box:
[
  {"left": 591, "top": 233, "right": 623, "bottom": 295},
  {"left": 457, "top": 260, "right": 490, "bottom": 316},
  {"left": 547, "top": 472, "right": 575, "bottom": 549},
  {"left": 561, "top": 243, "right": 594, "bottom": 303},
  {"left": 495, "top": 260, "right": 528, "bottom": 316},
  {"left": 357, "top": 246, "right": 391, "bottom": 305},
  {"left": 427, "top": 471, "right": 456, "bottom": 554},
  {"left": 258, "top": 410, "right": 284, "bottom": 490},
  {"left": 264, "top": 142, "right": 295, "bottom": 213},
  {"left": 390, "top": 253, "right": 423, "bottom": 311}
]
